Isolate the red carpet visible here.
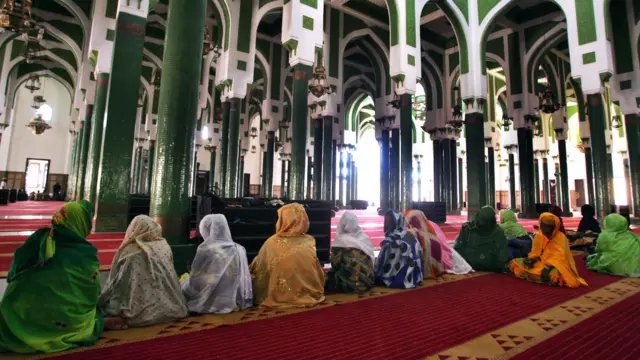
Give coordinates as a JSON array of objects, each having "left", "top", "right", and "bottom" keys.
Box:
[
  {"left": 0, "top": 219, "right": 53, "bottom": 231},
  {"left": 0, "top": 201, "right": 63, "bottom": 215},
  {"left": 51, "top": 258, "right": 619, "bottom": 360},
  {"left": 513, "top": 291, "right": 640, "bottom": 360}
]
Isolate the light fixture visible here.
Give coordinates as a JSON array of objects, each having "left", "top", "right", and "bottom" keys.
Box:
[
  {"left": 204, "top": 144, "right": 216, "bottom": 153},
  {"left": 536, "top": 85, "right": 561, "bottom": 114},
  {"left": 24, "top": 74, "right": 40, "bottom": 93},
  {"left": 501, "top": 113, "right": 512, "bottom": 131},
  {"left": 279, "top": 115, "right": 291, "bottom": 129},
  {"left": 448, "top": 86, "right": 464, "bottom": 129},
  {"left": 137, "top": 88, "right": 144, "bottom": 108},
  {"left": 387, "top": 91, "right": 400, "bottom": 109},
  {"left": 308, "top": 53, "right": 333, "bottom": 98},
  {"left": 611, "top": 115, "right": 622, "bottom": 129},
  {"left": 0, "top": 0, "right": 34, "bottom": 34},
  {"left": 202, "top": 29, "right": 221, "bottom": 59},
  {"left": 250, "top": 145, "right": 256, "bottom": 154},
  {"left": 30, "top": 94, "right": 44, "bottom": 109},
  {"left": 25, "top": 113, "right": 50, "bottom": 135},
  {"left": 250, "top": 127, "right": 257, "bottom": 139},
  {"left": 241, "top": 148, "right": 248, "bottom": 157}
]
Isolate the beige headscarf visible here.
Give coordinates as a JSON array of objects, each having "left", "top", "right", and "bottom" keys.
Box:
[{"left": 112, "top": 215, "right": 165, "bottom": 277}]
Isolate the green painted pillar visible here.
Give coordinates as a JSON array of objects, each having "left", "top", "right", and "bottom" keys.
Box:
[
  {"left": 450, "top": 140, "right": 458, "bottom": 211},
  {"left": 487, "top": 146, "right": 495, "bottom": 209},
  {"left": 132, "top": 146, "right": 143, "bottom": 194},
  {"left": 509, "top": 152, "right": 516, "bottom": 210},
  {"left": 533, "top": 158, "right": 540, "bottom": 203},
  {"left": 75, "top": 105, "right": 93, "bottom": 199},
  {"left": 94, "top": 11, "right": 147, "bottom": 232},
  {"left": 261, "top": 151, "right": 268, "bottom": 197},
  {"left": 322, "top": 117, "right": 333, "bottom": 201},
  {"left": 465, "top": 113, "right": 487, "bottom": 219},
  {"left": 225, "top": 98, "right": 241, "bottom": 198},
  {"left": 291, "top": 66, "right": 312, "bottom": 200},
  {"left": 517, "top": 128, "right": 536, "bottom": 218},
  {"left": 458, "top": 157, "right": 463, "bottom": 209},
  {"left": 624, "top": 114, "right": 640, "bottom": 216},
  {"left": 380, "top": 130, "right": 390, "bottom": 211},
  {"left": 433, "top": 139, "right": 441, "bottom": 202},
  {"left": 312, "top": 118, "right": 323, "bottom": 200},
  {"left": 584, "top": 148, "right": 595, "bottom": 206},
  {"left": 67, "top": 134, "right": 78, "bottom": 200},
  {"left": 606, "top": 153, "right": 615, "bottom": 205},
  {"left": 219, "top": 101, "right": 230, "bottom": 195},
  {"left": 331, "top": 140, "right": 337, "bottom": 202},
  {"left": 71, "top": 123, "right": 84, "bottom": 200},
  {"left": 148, "top": 0, "right": 205, "bottom": 272},
  {"left": 554, "top": 162, "right": 561, "bottom": 205},
  {"left": 442, "top": 138, "right": 452, "bottom": 211},
  {"left": 84, "top": 73, "right": 109, "bottom": 203},
  {"left": 587, "top": 94, "right": 610, "bottom": 218},
  {"left": 390, "top": 129, "right": 400, "bottom": 209},
  {"left": 542, "top": 157, "right": 550, "bottom": 203},
  {"left": 400, "top": 94, "right": 413, "bottom": 211},
  {"left": 286, "top": 159, "right": 291, "bottom": 198},
  {"left": 306, "top": 155, "right": 312, "bottom": 199},
  {"left": 345, "top": 152, "right": 351, "bottom": 204},
  {"left": 624, "top": 158, "right": 632, "bottom": 210},
  {"left": 208, "top": 147, "right": 216, "bottom": 191},
  {"left": 339, "top": 150, "right": 345, "bottom": 207},
  {"left": 558, "top": 139, "right": 572, "bottom": 216},
  {"left": 266, "top": 131, "right": 275, "bottom": 197},
  {"left": 238, "top": 155, "right": 245, "bottom": 197},
  {"left": 146, "top": 140, "right": 155, "bottom": 195},
  {"left": 280, "top": 159, "right": 286, "bottom": 198}
]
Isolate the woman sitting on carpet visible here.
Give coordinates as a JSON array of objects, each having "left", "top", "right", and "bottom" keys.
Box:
[
  {"left": 499, "top": 210, "right": 533, "bottom": 259},
  {"left": 510, "top": 212, "right": 588, "bottom": 288},
  {"left": 405, "top": 210, "right": 444, "bottom": 279},
  {"left": 587, "top": 214, "right": 640, "bottom": 277},
  {"left": 454, "top": 206, "right": 510, "bottom": 273},
  {"left": 181, "top": 214, "right": 252, "bottom": 314},
  {"left": 0, "top": 201, "right": 104, "bottom": 354},
  {"left": 567, "top": 204, "right": 601, "bottom": 248},
  {"left": 374, "top": 210, "right": 423, "bottom": 289},
  {"left": 99, "top": 215, "right": 188, "bottom": 327},
  {"left": 422, "top": 217, "right": 473, "bottom": 274},
  {"left": 325, "top": 211, "right": 375, "bottom": 293},
  {"left": 250, "top": 203, "right": 325, "bottom": 308}
]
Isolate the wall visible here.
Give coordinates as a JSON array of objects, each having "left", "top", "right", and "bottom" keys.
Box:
[{"left": 0, "top": 77, "right": 72, "bottom": 174}]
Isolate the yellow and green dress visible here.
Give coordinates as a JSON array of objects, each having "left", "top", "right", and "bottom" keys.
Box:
[{"left": 0, "top": 201, "right": 103, "bottom": 354}]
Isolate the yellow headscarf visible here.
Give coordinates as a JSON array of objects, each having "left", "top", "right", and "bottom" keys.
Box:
[{"left": 276, "top": 203, "right": 310, "bottom": 237}]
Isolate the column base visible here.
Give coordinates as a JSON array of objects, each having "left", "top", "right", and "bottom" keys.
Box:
[
  {"left": 93, "top": 203, "right": 129, "bottom": 233},
  {"left": 170, "top": 243, "right": 199, "bottom": 275}
]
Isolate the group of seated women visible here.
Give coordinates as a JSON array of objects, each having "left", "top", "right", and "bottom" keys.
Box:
[{"left": 0, "top": 200, "right": 638, "bottom": 354}]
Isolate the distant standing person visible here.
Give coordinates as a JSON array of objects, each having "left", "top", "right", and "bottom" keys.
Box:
[
  {"left": 53, "top": 183, "right": 61, "bottom": 200},
  {"left": 0, "top": 178, "right": 7, "bottom": 190}
]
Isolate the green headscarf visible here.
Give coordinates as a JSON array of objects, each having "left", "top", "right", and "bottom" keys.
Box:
[
  {"left": 454, "top": 206, "right": 510, "bottom": 273},
  {"left": 499, "top": 210, "right": 529, "bottom": 238},
  {"left": 587, "top": 214, "right": 640, "bottom": 277}
]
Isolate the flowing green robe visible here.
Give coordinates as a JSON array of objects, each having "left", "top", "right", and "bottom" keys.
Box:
[
  {"left": 587, "top": 214, "right": 640, "bottom": 277},
  {"left": 0, "top": 201, "right": 103, "bottom": 354},
  {"left": 454, "top": 206, "right": 510, "bottom": 273}
]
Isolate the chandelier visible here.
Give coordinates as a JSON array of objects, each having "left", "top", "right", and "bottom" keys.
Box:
[
  {"left": 536, "top": 85, "right": 560, "bottom": 114},
  {"left": 250, "top": 127, "right": 257, "bottom": 138},
  {"left": 22, "top": 35, "right": 42, "bottom": 64},
  {"left": 30, "top": 94, "right": 44, "bottom": 109},
  {"left": 202, "top": 29, "right": 221, "bottom": 59},
  {"left": 387, "top": 91, "right": 400, "bottom": 109},
  {"left": 25, "top": 113, "right": 50, "bottom": 135},
  {"left": 250, "top": 145, "right": 257, "bottom": 154},
  {"left": 501, "top": 113, "right": 513, "bottom": 131},
  {"left": 137, "top": 87, "right": 145, "bottom": 108},
  {"left": 308, "top": 54, "right": 333, "bottom": 98},
  {"left": 0, "top": 0, "right": 34, "bottom": 34},
  {"left": 611, "top": 115, "right": 622, "bottom": 129},
  {"left": 448, "top": 86, "right": 464, "bottom": 129},
  {"left": 279, "top": 115, "right": 291, "bottom": 129},
  {"left": 24, "top": 74, "right": 40, "bottom": 92}
]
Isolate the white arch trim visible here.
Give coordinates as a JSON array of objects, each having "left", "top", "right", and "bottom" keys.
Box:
[
  {"left": 143, "top": 49, "right": 163, "bottom": 69},
  {"left": 342, "top": 75, "right": 376, "bottom": 99}
]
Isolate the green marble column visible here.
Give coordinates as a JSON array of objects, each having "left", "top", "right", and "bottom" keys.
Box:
[
  {"left": 265, "top": 131, "right": 275, "bottom": 198},
  {"left": 313, "top": 118, "right": 323, "bottom": 200},
  {"left": 533, "top": 158, "right": 540, "bottom": 203},
  {"left": 433, "top": 139, "right": 441, "bottom": 202},
  {"left": 238, "top": 155, "right": 245, "bottom": 197},
  {"left": 146, "top": 140, "right": 155, "bottom": 195},
  {"left": 339, "top": 149, "right": 345, "bottom": 207},
  {"left": 94, "top": 11, "right": 147, "bottom": 232},
  {"left": 517, "top": 128, "right": 536, "bottom": 218},
  {"left": 458, "top": 157, "right": 463, "bottom": 209},
  {"left": 261, "top": 151, "right": 268, "bottom": 197},
  {"left": 67, "top": 135, "right": 78, "bottom": 200},
  {"left": 542, "top": 157, "right": 550, "bottom": 203},
  {"left": 380, "top": 130, "right": 390, "bottom": 211},
  {"left": 280, "top": 159, "right": 286, "bottom": 198},
  {"left": 487, "top": 146, "right": 495, "bottom": 209},
  {"left": 132, "top": 146, "right": 143, "bottom": 194},
  {"left": 554, "top": 163, "right": 561, "bottom": 205},
  {"left": 306, "top": 155, "right": 312, "bottom": 199},
  {"left": 291, "top": 66, "right": 312, "bottom": 200},
  {"left": 225, "top": 98, "right": 241, "bottom": 198},
  {"left": 286, "top": 159, "right": 291, "bottom": 198},
  {"left": 208, "top": 147, "right": 216, "bottom": 191},
  {"left": 442, "top": 138, "right": 451, "bottom": 211},
  {"left": 75, "top": 105, "right": 93, "bottom": 199},
  {"left": 71, "top": 122, "right": 84, "bottom": 200},
  {"left": 219, "top": 101, "right": 230, "bottom": 195},
  {"left": 345, "top": 152, "right": 352, "bottom": 203},
  {"left": 332, "top": 140, "right": 337, "bottom": 202},
  {"left": 558, "top": 139, "right": 572, "bottom": 216},
  {"left": 606, "top": 153, "right": 615, "bottom": 205},
  {"left": 322, "top": 117, "right": 333, "bottom": 201},
  {"left": 584, "top": 148, "right": 595, "bottom": 206},
  {"left": 587, "top": 94, "right": 610, "bottom": 218},
  {"left": 400, "top": 94, "right": 413, "bottom": 211},
  {"left": 148, "top": 0, "right": 205, "bottom": 272},
  {"left": 624, "top": 114, "right": 640, "bottom": 216},
  {"left": 509, "top": 152, "right": 516, "bottom": 210},
  {"left": 465, "top": 113, "right": 487, "bottom": 219},
  {"left": 450, "top": 140, "right": 458, "bottom": 212},
  {"left": 390, "top": 129, "right": 400, "bottom": 210}
]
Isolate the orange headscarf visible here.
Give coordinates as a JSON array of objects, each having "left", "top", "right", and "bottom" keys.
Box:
[
  {"left": 530, "top": 212, "right": 588, "bottom": 288},
  {"left": 276, "top": 203, "right": 310, "bottom": 237}
]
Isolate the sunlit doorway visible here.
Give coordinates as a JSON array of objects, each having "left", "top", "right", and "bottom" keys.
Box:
[
  {"left": 355, "top": 128, "right": 380, "bottom": 207},
  {"left": 25, "top": 158, "right": 49, "bottom": 194}
]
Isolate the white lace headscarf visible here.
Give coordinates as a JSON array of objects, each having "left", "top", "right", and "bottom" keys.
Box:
[
  {"left": 113, "top": 215, "right": 165, "bottom": 278},
  {"left": 333, "top": 211, "right": 375, "bottom": 261},
  {"left": 181, "top": 214, "right": 253, "bottom": 314}
]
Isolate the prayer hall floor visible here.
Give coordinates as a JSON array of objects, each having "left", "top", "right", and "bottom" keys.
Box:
[{"left": 4, "top": 253, "right": 638, "bottom": 360}]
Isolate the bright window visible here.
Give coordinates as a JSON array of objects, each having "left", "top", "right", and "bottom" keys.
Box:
[{"left": 36, "top": 104, "right": 53, "bottom": 121}]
